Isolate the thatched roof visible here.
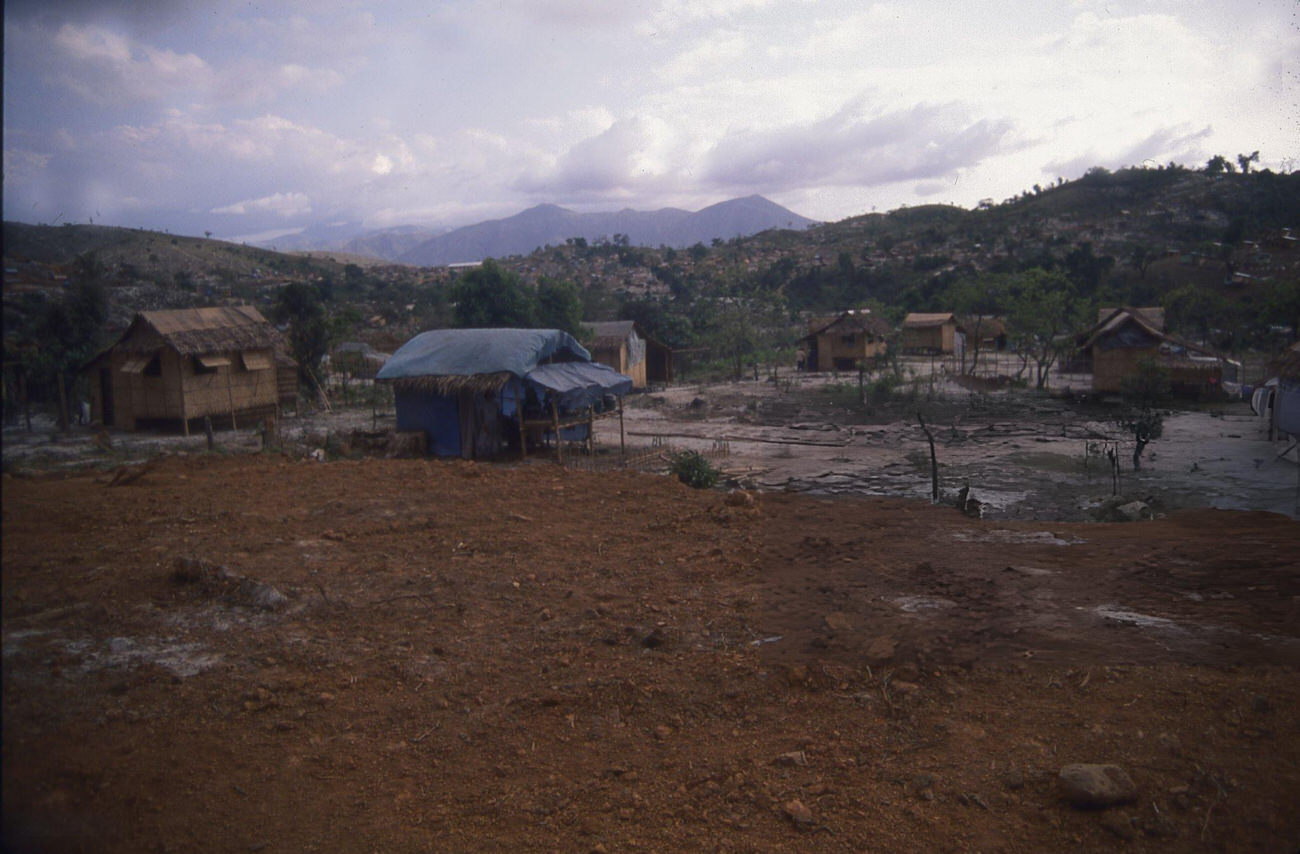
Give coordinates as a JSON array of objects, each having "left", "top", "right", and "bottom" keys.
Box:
[
  {"left": 808, "top": 310, "right": 891, "bottom": 338},
  {"left": 391, "top": 372, "right": 513, "bottom": 396},
  {"left": 903, "top": 312, "right": 958, "bottom": 329},
  {"left": 587, "top": 320, "right": 638, "bottom": 350},
  {"left": 1098, "top": 305, "right": 1164, "bottom": 331},
  {"left": 117, "top": 306, "right": 286, "bottom": 356}
]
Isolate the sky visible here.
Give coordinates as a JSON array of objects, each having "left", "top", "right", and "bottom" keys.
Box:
[{"left": 4, "top": 0, "right": 1298, "bottom": 243}]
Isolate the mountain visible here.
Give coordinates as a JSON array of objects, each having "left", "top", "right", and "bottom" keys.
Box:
[{"left": 396, "top": 195, "right": 817, "bottom": 266}]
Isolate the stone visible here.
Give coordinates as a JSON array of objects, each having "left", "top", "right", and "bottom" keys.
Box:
[
  {"left": 1100, "top": 811, "right": 1137, "bottom": 840},
  {"left": 772, "top": 750, "right": 808, "bottom": 767},
  {"left": 865, "top": 636, "right": 897, "bottom": 663},
  {"left": 782, "top": 798, "right": 814, "bottom": 827},
  {"left": 1058, "top": 764, "right": 1138, "bottom": 808},
  {"left": 1113, "top": 501, "right": 1152, "bottom": 522}
]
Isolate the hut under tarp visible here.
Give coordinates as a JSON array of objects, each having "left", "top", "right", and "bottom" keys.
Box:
[{"left": 376, "top": 328, "right": 633, "bottom": 459}]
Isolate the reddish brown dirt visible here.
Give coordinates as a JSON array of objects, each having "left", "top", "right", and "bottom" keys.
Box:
[{"left": 3, "top": 455, "right": 1299, "bottom": 853}]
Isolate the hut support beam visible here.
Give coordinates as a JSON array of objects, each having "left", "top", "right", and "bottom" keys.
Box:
[{"left": 551, "top": 398, "right": 562, "bottom": 465}]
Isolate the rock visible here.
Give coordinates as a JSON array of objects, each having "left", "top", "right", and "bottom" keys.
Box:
[
  {"left": 1002, "top": 770, "right": 1025, "bottom": 791},
  {"left": 1058, "top": 764, "right": 1138, "bottom": 808},
  {"left": 865, "top": 636, "right": 897, "bottom": 663},
  {"left": 724, "top": 490, "right": 756, "bottom": 508},
  {"left": 653, "top": 724, "right": 672, "bottom": 740},
  {"left": 823, "top": 612, "right": 853, "bottom": 631},
  {"left": 771, "top": 750, "right": 808, "bottom": 767},
  {"left": 782, "top": 798, "right": 814, "bottom": 827},
  {"left": 1114, "top": 501, "right": 1153, "bottom": 522},
  {"left": 890, "top": 680, "right": 920, "bottom": 697},
  {"left": 1100, "top": 811, "right": 1137, "bottom": 840}
]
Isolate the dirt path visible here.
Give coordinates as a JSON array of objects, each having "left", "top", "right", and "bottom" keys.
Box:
[{"left": 4, "top": 455, "right": 1298, "bottom": 852}]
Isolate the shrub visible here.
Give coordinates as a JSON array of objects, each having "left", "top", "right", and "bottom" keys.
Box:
[{"left": 669, "top": 450, "right": 719, "bottom": 489}]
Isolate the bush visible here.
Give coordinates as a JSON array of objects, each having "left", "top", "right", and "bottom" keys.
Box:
[{"left": 669, "top": 450, "right": 719, "bottom": 489}]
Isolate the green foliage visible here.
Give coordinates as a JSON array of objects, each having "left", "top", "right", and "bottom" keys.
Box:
[
  {"left": 272, "top": 282, "right": 333, "bottom": 383},
  {"left": 1004, "top": 268, "right": 1092, "bottom": 389},
  {"left": 535, "top": 277, "right": 586, "bottom": 336},
  {"left": 1120, "top": 356, "right": 1172, "bottom": 407},
  {"left": 450, "top": 260, "right": 535, "bottom": 328},
  {"left": 669, "top": 450, "right": 719, "bottom": 489}
]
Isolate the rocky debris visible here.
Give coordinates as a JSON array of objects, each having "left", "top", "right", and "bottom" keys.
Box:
[
  {"left": 1100, "top": 811, "right": 1138, "bottom": 840},
  {"left": 1058, "top": 764, "right": 1138, "bottom": 808},
  {"left": 1094, "top": 496, "right": 1154, "bottom": 522},
  {"left": 782, "top": 798, "right": 814, "bottom": 828},
  {"left": 771, "top": 750, "right": 809, "bottom": 768},
  {"left": 170, "top": 556, "right": 289, "bottom": 611}
]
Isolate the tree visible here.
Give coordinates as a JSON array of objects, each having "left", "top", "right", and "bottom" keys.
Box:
[
  {"left": 1236, "top": 151, "right": 1260, "bottom": 175},
  {"left": 450, "top": 260, "right": 535, "bottom": 328},
  {"left": 272, "top": 282, "right": 332, "bottom": 384},
  {"left": 947, "top": 275, "right": 1006, "bottom": 375},
  {"left": 1005, "top": 268, "right": 1090, "bottom": 389},
  {"left": 1118, "top": 357, "right": 1169, "bottom": 471},
  {"left": 535, "top": 277, "right": 586, "bottom": 337},
  {"left": 1205, "top": 155, "right": 1234, "bottom": 174}
]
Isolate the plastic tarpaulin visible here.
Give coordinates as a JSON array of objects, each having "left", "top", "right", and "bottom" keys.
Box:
[
  {"left": 377, "top": 328, "right": 590, "bottom": 380},
  {"left": 526, "top": 361, "right": 634, "bottom": 410}
]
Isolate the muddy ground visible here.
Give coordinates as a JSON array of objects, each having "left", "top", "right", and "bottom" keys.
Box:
[{"left": 3, "top": 376, "right": 1300, "bottom": 853}]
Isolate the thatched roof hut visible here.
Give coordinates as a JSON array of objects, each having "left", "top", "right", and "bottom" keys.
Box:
[
  {"left": 801, "top": 310, "right": 891, "bottom": 371},
  {"left": 585, "top": 320, "right": 674, "bottom": 387},
  {"left": 85, "top": 306, "right": 295, "bottom": 434}
]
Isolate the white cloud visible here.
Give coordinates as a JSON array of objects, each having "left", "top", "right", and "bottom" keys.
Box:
[{"left": 211, "top": 192, "right": 313, "bottom": 217}]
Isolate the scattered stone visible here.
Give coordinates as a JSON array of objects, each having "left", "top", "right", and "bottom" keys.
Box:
[
  {"left": 1100, "top": 811, "right": 1137, "bottom": 840},
  {"left": 865, "top": 636, "right": 897, "bottom": 663},
  {"left": 1058, "top": 764, "right": 1138, "bottom": 808},
  {"left": 724, "top": 490, "right": 756, "bottom": 508},
  {"left": 1002, "top": 770, "right": 1025, "bottom": 791},
  {"left": 823, "top": 612, "right": 853, "bottom": 631},
  {"left": 653, "top": 725, "right": 672, "bottom": 740},
  {"left": 772, "top": 750, "right": 808, "bottom": 768},
  {"left": 782, "top": 798, "right": 814, "bottom": 827},
  {"left": 890, "top": 680, "right": 920, "bottom": 697}
]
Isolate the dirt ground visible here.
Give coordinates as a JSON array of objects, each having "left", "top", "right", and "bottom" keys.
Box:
[{"left": 4, "top": 441, "right": 1300, "bottom": 852}]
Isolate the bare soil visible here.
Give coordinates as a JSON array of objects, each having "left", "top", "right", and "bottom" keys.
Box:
[{"left": 4, "top": 447, "right": 1299, "bottom": 853}]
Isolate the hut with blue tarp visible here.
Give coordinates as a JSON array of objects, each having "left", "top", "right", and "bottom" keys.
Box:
[{"left": 376, "top": 328, "right": 633, "bottom": 460}]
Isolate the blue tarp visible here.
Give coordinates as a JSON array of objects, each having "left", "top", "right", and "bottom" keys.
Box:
[
  {"left": 526, "top": 361, "right": 634, "bottom": 410},
  {"left": 377, "top": 328, "right": 590, "bottom": 380}
]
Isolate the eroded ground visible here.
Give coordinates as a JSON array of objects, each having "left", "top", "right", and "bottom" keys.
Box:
[{"left": 4, "top": 454, "right": 1299, "bottom": 853}]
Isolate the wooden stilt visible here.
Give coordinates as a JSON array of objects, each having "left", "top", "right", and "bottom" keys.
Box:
[
  {"left": 551, "top": 398, "right": 562, "bottom": 465},
  {"left": 618, "top": 396, "right": 625, "bottom": 456}
]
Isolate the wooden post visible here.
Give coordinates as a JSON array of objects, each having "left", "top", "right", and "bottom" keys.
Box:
[
  {"left": 918, "top": 412, "right": 939, "bottom": 503},
  {"left": 56, "top": 371, "right": 69, "bottom": 432},
  {"left": 587, "top": 407, "right": 594, "bottom": 456},
  {"left": 618, "top": 396, "right": 626, "bottom": 456},
  {"left": 225, "top": 362, "right": 238, "bottom": 430},
  {"left": 517, "top": 385, "right": 527, "bottom": 460},
  {"left": 551, "top": 397, "right": 562, "bottom": 465}
]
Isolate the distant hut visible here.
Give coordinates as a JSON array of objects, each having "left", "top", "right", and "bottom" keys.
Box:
[
  {"left": 377, "top": 328, "right": 633, "bottom": 460},
  {"left": 902, "top": 312, "right": 964, "bottom": 355},
  {"left": 801, "top": 310, "right": 891, "bottom": 372},
  {"left": 585, "top": 321, "right": 674, "bottom": 388},
  {"left": 84, "top": 306, "right": 294, "bottom": 434},
  {"left": 1077, "top": 307, "right": 1227, "bottom": 397}
]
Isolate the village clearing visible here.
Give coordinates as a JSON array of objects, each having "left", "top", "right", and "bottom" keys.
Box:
[{"left": 3, "top": 373, "right": 1299, "bottom": 852}]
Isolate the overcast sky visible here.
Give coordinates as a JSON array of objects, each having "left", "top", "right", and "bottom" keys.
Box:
[{"left": 4, "top": 0, "right": 1297, "bottom": 242}]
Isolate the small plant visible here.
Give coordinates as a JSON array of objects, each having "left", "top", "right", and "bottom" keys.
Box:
[{"left": 669, "top": 450, "right": 719, "bottom": 489}]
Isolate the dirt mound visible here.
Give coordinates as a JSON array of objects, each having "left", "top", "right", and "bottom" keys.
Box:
[{"left": 4, "top": 456, "right": 1298, "bottom": 852}]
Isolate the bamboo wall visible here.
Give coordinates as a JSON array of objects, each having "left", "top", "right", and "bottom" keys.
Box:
[
  {"left": 814, "top": 332, "right": 887, "bottom": 371},
  {"left": 591, "top": 344, "right": 647, "bottom": 388},
  {"left": 94, "top": 347, "right": 279, "bottom": 430},
  {"left": 901, "top": 325, "right": 953, "bottom": 353}
]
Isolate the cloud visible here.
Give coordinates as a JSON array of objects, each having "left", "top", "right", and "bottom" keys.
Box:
[
  {"left": 48, "top": 22, "right": 212, "bottom": 104},
  {"left": 211, "top": 192, "right": 313, "bottom": 217},
  {"left": 1043, "top": 124, "right": 1215, "bottom": 178},
  {"left": 701, "top": 100, "right": 1015, "bottom": 193}
]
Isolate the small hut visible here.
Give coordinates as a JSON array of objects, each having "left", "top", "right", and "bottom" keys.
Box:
[
  {"left": 85, "top": 306, "right": 294, "bottom": 434},
  {"left": 801, "top": 310, "right": 891, "bottom": 372},
  {"left": 902, "top": 312, "right": 964, "bottom": 355},
  {"left": 1077, "top": 307, "right": 1226, "bottom": 396},
  {"left": 377, "top": 328, "right": 633, "bottom": 460},
  {"left": 585, "top": 321, "right": 674, "bottom": 388}
]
